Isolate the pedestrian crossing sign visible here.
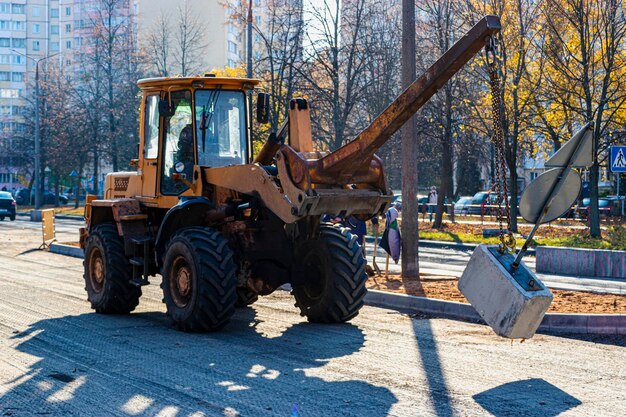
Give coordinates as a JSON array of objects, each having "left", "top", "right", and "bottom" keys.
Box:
[{"left": 611, "top": 146, "right": 626, "bottom": 173}]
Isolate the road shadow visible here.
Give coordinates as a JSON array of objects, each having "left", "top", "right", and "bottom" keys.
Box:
[
  {"left": 1, "top": 308, "right": 397, "bottom": 416},
  {"left": 16, "top": 248, "right": 42, "bottom": 256},
  {"left": 411, "top": 318, "right": 455, "bottom": 417},
  {"left": 399, "top": 253, "right": 455, "bottom": 417},
  {"left": 473, "top": 378, "right": 582, "bottom": 416}
]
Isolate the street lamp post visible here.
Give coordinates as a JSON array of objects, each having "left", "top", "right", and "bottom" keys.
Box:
[
  {"left": 247, "top": 0, "right": 253, "bottom": 79},
  {"left": 246, "top": 1, "right": 254, "bottom": 145},
  {"left": 11, "top": 50, "right": 60, "bottom": 209}
]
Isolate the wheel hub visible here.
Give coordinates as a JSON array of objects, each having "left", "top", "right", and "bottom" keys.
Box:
[
  {"left": 89, "top": 248, "right": 105, "bottom": 292},
  {"left": 170, "top": 256, "right": 193, "bottom": 308},
  {"left": 176, "top": 266, "right": 191, "bottom": 296}
]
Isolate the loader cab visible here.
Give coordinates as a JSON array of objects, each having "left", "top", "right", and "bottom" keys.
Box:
[{"left": 136, "top": 76, "right": 259, "bottom": 207}]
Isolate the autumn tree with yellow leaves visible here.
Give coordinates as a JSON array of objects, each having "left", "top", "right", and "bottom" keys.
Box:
[
  {"left": 539, "top": 0, "right": 626, "bottom": 237},
  {"left": 458, "top": 0, "right": 543, "bottom": 233}
]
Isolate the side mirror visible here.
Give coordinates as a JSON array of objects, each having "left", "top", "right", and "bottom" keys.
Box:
[
  {"left": 159, "top": 99, "right": 175, "bottom": 117},
  {"left": 256, "top": 92, "right": 270, "bottom": 124}
]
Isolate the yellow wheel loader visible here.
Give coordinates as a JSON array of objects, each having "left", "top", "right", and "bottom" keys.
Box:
[{"left": 80, "top": 16, "right": 501, "bottom": 332}]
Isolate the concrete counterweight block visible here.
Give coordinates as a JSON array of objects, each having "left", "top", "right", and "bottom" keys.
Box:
[{"left": 458, "top": 244, "right": 553, "bottom": 339}]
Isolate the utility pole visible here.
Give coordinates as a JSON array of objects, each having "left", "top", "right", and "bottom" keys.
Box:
[
  {"left": 247, "top": 0, "right": 253, "bottom": 79},
  {"left": 401, "top": 0, "right": 419, "bottom": 278},
  {"left": 246, "top": 0, "right": 254, "bottom": 145},
  {"left": 11, "top": 50, "right": 59, "bottom": 209},
  {"left": 34, "top": 61, "right": 41, "bottom": 209}
]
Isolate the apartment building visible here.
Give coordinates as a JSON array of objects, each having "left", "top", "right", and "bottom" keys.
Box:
[
  {"left": 0, "top": 0, "right": 137, "bottom": 191},
  {"left": 0, "top": 1, "right": 77, "bottom": 189}
]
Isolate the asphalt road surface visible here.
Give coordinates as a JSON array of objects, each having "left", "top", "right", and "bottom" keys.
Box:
[{"left": 1, "top": 218, "right": 625, "bottom": 416}]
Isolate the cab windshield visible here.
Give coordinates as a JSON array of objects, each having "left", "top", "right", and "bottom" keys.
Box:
[{"left": 195, "top": 89, "right": 247, "bottom": 167}]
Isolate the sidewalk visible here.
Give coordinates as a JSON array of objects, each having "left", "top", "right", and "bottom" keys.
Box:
[{"left": 364, "top": 239, "right": 626, "bottom": 296}]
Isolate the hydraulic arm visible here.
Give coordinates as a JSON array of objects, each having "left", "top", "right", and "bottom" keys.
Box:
[{"left": 277, "top": 15, "right": 501, "bottom": 192}]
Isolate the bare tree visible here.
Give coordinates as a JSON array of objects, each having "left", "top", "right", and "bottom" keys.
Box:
[
  {"left": 148, "top": 10, "right": 172, "bottom": 77},
  {"left": 360, "top": 0, "right": 403, "bottom": 188},
  {"left": 419, "top": 0, "right": 463, "bottom": 227},
  {"left": 174, "top": 1, "right": 206, "bottom": 76},
  {"left": 253, "top": 0, "right": 304, "bottom": 132},
  {"left": 40, "top": 64, "right": 91, "bottom": 205},
  {"left": 72, "top": 43, "right": 106, "bottom": 197},
  {"left": 88, "top": 0, "right": 141, "bottom": 172},
  {"left": 299, "top": 0, "right": 371, "bottom": 150}
]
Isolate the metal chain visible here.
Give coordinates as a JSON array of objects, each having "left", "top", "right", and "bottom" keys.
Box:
[{"left": 485, "top": 38, "right": 516, "bottom": 254}]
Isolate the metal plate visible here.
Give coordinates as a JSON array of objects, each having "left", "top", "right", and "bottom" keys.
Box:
[
  {"left": 487, "top": 247, "right": 544, "bottom": 292},
  {"left": 545, "top": 122, "right": 593, "bottom": 168},
  {"left": 519, "top": 168, "right": 581, "bottom": 224}
]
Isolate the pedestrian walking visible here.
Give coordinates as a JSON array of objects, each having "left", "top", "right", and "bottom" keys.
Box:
[
  {"left": 380, "top": 206, "right": 401, "bottom": 264},
  {"left": 428, "top": 186, "right": 438, "bottom": 222}
]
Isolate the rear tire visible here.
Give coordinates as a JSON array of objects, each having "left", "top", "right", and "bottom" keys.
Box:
[
  {"left": 83, "top": 224, "right": 141, "bottom": 314},
  {"left": 161, "top": 227, "right": 237, "bottom": 332},
  {"left": 292, "top": 224, "right": 368, "bottom": 323},
  {"left": 0, "top": 216, "right": 4, "bottom": 221},
  {"left": 9, "top": 214, "right": 15, "bottom": 221}
]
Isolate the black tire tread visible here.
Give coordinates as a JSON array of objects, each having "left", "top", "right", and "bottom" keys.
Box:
[
  {"left": 83, "top": 224, "right": 141, "bottom": 314},
  {"left": 162, "top": 227, "right": 237, "bottom": 332},
  {"left": 294, "top": 224, "right": 368, "bottom": 323}
]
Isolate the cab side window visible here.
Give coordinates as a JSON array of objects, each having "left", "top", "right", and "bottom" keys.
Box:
[
  {"left": 160, "top": 90, "right": 194, "bottom": 195},
  {"left": 144, "top": 94, "right": 159, "bottom": 159}
]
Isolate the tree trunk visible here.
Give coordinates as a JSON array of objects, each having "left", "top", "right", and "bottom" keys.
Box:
[
  {"left": 54, "top": 175, "right": 60, "bottom": 207},
  {"left": 108, "top": 11, "right": 118, "bottom": 171},
  {"left": 74, "top": 174, "right": 80, "bottom": 209},
  {"left": 589, "top": 142, "right": 601, "bottom": 237},
  {"left": 434, "top": 138, "right": 454, "bottom": 228},
  {"left": 434, "top": 86, "right": 454, "bottom": 228},
  {"left": 109, "top": 74, "right": 117, "bottom": 171},
  {"left": 93, "top": 147, "right": 99, "bottom": 196},
  {"left": 27, "top": 172, "right": 34, "bottom": 205},
  {"left": 400, "top": 0, "right": 419, "bottom": 278}
]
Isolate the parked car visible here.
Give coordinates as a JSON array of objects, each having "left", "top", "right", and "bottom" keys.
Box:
[
  {"left": 604, "top": 196, "right": 625, "bottom": 215},
  {"left": 15, "top": 189, "right": 69, "bottom": 205},
  {"left": 390, "top": 194, "right": 430, "bottom": 212},
  {"left": 466, "top": 191, "right": 520, "bottom": 216},
  {"left": 454, "top": 196, "right": 473, "bottom": 215},
  {"left": 579, "top": 197, "right": 619, "bottom": 217},
  {"left": 467, "top": 191, "right": 493, "bottom": 215},
  {"left": 0, "top": 191, "right": 16, "bottom": 221}
]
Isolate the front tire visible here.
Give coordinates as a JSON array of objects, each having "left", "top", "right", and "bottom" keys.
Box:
[
  {"left": 292, "top": 224, "right": 368, "bottom": 323},
  {"left": 83, "top": 224, "right": 141, "bottom": 313},
  {"left": 162, "top": 227, "right": 237, "bottom": 332},
  {"left": 235, "top": 287, "right": 258, "bottom": 308}
]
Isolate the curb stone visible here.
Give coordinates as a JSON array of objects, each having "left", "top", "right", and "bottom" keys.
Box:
[
  {"left": 17, "top": 212, "right": 83, "bottom": 221},
  {"left": 50, "top": 242, "right": 84, "bottom": 258},
  {"left": 364, "top": 236, "right": 536, "bottom": 255},
  {"left": 364, "top": 289, "right": 626, "bottom": 335}
]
